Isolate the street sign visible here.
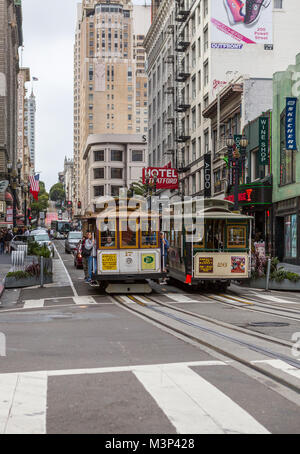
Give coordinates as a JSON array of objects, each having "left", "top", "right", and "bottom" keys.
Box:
[{"left": 0, "top": 181, "right": 9, "bottom": 194}]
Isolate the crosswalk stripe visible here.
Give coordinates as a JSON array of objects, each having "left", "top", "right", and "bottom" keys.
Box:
[
  {"left": 0, "top": 373, "right": 47, "bottom": 434},
  {"left": 0, "top": 374, "right": 18, "bottom": 434},
  {"left": 73, "top": 296, "right": 97, "bottom": 305},
  {"left": 134, "top": 365, "right": 269, "bottom": 434},
  {"left": 254, "top": 359, "right": 300, "bottom": 380},
  {"left": 164, "top": 293, "right": 202, "bottom": 303},
  {"left": 23, "top": 300, "right": 45, "bottom": 309},
  {"left": 251, "top": 294, "right": 299, "bottom": 305}
]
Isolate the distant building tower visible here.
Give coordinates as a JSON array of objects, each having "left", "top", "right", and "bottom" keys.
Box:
[{"left": 25, "top": 90, "right": 36, "bottom": 170}]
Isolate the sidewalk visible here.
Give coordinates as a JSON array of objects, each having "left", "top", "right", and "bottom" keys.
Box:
[
  {"left": 279, "top": 262, "right": 300, "bottom": 274},
  {"left": 0, "top": 254, "right": 12, "bottom": 298}
]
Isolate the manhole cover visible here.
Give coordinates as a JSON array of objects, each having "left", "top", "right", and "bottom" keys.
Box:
[{"left": 247, "top": 322, "right": 289, "bottom": 328}]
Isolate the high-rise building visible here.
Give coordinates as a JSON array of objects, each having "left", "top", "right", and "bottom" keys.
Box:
[
  {"left": 17, "top": 68, "right": 30, "bottom": 178},
  {"left": 144, "top": 0, "right": 300, "bottom": 198},
  {"left": 0, "top": 0, "right": 23, "bottom": 223},
  {"left": 73, "top": 0, "right": 151, "bottom": 216},
  {"left": 25, "top": 90, "right": 36, "bottom": 170}
]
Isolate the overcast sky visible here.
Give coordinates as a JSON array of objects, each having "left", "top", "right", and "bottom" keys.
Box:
[{"left": 21, "top": 0, "right": 149, "bottom": 192}]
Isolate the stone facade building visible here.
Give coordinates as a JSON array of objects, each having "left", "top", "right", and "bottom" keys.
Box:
[{"left": 0, "top": 0, "right": 23, "bottom": 223}]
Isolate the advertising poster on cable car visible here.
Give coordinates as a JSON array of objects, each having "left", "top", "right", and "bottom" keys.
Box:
[
  {"left": 141, "top": 253, "right": 156, "bottom": 270},
  {"left": 211, "top": 0, "right": 273, "bottom": 46},
  {"left": 102, "top": 254, "right": 118, "bottom": 271}
]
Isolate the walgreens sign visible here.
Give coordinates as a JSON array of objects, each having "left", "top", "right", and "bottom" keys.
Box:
[{"left": 142, "top": 167, "right": 179, "bottom": 190}]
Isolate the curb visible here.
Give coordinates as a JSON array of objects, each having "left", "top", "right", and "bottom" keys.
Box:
[{"left": 0, "top": 276, "right": 5, "bottom": 300}]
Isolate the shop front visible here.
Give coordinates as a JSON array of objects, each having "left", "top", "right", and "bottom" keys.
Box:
[
  {"left": 273, "top": 197, "right": 300, "bottom": 265},
  {"left": 225, "top": 182, "right": 273, "bottom": 254}
]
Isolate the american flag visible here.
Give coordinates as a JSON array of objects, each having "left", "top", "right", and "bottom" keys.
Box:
[{"left": 29, "top": 174, "right": 40, "bottom": 200}]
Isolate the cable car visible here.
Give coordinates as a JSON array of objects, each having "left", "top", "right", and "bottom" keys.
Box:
[
  {"left": 92, "top": 197, "right": 166, "bottom": 293},
  {"left": 165, "top": 199, "right": 253, "bottom": 291}
]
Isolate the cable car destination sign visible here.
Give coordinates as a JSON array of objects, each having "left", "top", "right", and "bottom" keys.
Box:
[{"left": 142, "top": 167, "right": 179, "bottom": 190}]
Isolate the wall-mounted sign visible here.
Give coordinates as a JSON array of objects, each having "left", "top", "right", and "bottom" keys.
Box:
[
  {"left": 142, "top": 167, "right": 178, "bottom": 190},
  {"left": 6, "top": 207, "right": 13, "bottom": 223},
  {"left": 225, "top": 184, "right": 272, "bottom": 205},
  {"left": 204, "top": 154, "right": 212, "bottom": 198},
  {"left": 259, "top": 117, "right": 269, "bottom": 165},
  {"left": 211, "top": 0, "right": 273, "bottom": 45},
  {"left": 286, "top": 97, "right": 298, "bottom": 151}
]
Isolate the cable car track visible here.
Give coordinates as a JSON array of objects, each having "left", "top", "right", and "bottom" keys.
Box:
[
  {"left": 201, "top": 293, "right": 300, "bottom": 322},
  {"left": 112, "top": 293, "right": 300, "bottom": 395}
]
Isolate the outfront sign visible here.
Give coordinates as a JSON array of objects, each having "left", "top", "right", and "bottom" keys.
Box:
[
  {"left": 286, "top": 98, "right": 298, "bottom": 151},
  {"left": 142, "top": 167, "right": 179, "bottom": 190}
]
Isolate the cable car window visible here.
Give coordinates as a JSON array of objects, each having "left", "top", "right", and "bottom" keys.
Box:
[
  {"left": 227, "top": 226, "right": 246, "bottom": 248},
  {"left": 141, "top": 219, "right": 158, "bottom": 247},
  {"left": 100, "top": 220, "right": 116, "bottom": 248},
  {"left": 120, "top": 220, "right": 137, "bottom": 248}
]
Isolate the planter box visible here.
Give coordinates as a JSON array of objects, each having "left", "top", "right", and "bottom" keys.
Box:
[
  {"left": 240, "top": 277, "right": 300, "bottom": 291},
  {"left": 5, "top": 274, "right": 53, "bottom": 289},
  {"left": 4, "top": 256, "right": 53, "bottom": 288}
]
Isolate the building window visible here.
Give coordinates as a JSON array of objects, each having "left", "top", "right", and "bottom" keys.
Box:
[
  {"left": 274, "top": 0, "right": 283, "bottom": 7},
  {"left": 111, "top": 150, "right": 123, "bottom": 161},
  {"left": 280, "top": 110, "right": 295, "bottom": 185},
  {"left": 94, "top": 150, "right": 104, "bottom": 161},
  {"left": 111, "top": 185, "right": 122, "bottom": 196},
  {"left": 94, "top": 186, "right": 104, "bottom": 197},
  {"left": 111, "top": 168, "right": 123, "bottom": 179},
  {"left": 284, "top": 214, "right": 297, "bottom": 258},
  {"left": 94, "top": 168, "right": 104, "bottom": 179},
  {"left": 131, "top": 150, "right": 144, "bottom": 162}
]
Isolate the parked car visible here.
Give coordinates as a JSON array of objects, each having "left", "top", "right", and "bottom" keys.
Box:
[
  {"left": 65, "top": 231, "right": 82, "bottom": 254},
  {"left": 29, "top": 233, "right": 55, "bottom": 257},
  {"left": 73, "top": 240, "right": 83, "bottom": 269},
  {"left": 10, "top": 235, "right": 28, "bottom": 252}
]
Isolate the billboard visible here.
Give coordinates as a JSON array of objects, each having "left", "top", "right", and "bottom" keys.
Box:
[
  {"left": 142, "top": 167, "right": 179, "bottom": 190},
  {"left": 211, "top": 0, "right": 273, "bottom": 45}
]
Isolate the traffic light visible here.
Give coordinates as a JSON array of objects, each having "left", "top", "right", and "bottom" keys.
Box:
[
  {"left": 67, "top": 201, "right": 72, "bottom": 208},
  {"left": 77, "top": 201, "right": 81, "bottom": 209}
]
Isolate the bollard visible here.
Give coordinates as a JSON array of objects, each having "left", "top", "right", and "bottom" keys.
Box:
[
  {"left": 40, "top": 256, "right": 44, "bottom": 288},
  {"left": 265, "top": 257, "right": 271, "bottom": 292}
]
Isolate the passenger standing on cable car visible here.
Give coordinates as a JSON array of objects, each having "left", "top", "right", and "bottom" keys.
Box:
[{"left": 81, "top": 231, "right": 92, "bottom": 283}]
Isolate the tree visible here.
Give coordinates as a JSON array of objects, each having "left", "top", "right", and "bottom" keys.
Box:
[
  {"left": 49, "top": 182, "right": 65, "bottom": 202},
  {"left": 31, "top": 181, "right": 49, "bottom": 216},
  {"left": 129, "top": 179, "right": 148, "bottom": 197}
]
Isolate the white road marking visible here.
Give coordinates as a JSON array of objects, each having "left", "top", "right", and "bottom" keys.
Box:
[
  {"left": 0, "top": 373, "right": 47, "bottom": 434},
  {"left": 253, "top": 359, "right": 300, "bottom": 380},
  {"left": 164, "top": 293, "right": 203, "bottom": 304},
  {"left": 53, "top": 244, "right": 78, "bottom": 297},
  {"left": 23, "top": 299, "right": 44, "bottom": 309},
  {"left": 73, "top": 296, "right": 97, "bottom": 305},
  {"left": 134, "top": 365, "right": 269, "bottom": 434},
  {"left": 251, "top": 293, "right": 299, "bottom": 305}
]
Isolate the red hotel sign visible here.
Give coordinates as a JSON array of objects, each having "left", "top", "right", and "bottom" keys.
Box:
[{"left": 142, "top": 167, "right": 179, "bottom": 190}]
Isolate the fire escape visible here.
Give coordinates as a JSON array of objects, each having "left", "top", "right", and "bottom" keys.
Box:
[
  {"left": 174, "top": 0, "right": 191, "bottom": 169},
  {"left": 163, "top": 24, "right": 176, "bottom": 164}
]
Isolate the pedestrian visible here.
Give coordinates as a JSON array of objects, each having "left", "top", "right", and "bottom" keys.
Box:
[
  {"left": 81, "top": 231, "right": 93, "bottom": 283},
  {"left": 88, "top": 233, "right": 98, "bottom": 285},
  {"left": 4, "top": 229, "right": 13, "bottom": 254},
  {"left": 0, "top": 230, "right": 4, "bottom": 254},
  {"left": 160, "top": 232, "right": 169, "bottom": 285}
]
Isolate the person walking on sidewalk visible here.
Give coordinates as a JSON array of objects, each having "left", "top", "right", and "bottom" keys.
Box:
[
  {"left": 88, "top": 234, "right": 97, "bottom": 284},
  {"left": 81, "top": 231, "right": 93, "bottom": 283}
]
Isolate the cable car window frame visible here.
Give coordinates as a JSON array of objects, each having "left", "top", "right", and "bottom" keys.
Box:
[
  {"left": 119, "top": 219, "right": 139, "bottom": 249},
  {"left": 99, "top": 219, "right": 117, "bottom": 249},
  {"left": 226, "top": 224, "right": 247, "bottom": 249},
  {"left": 140, "top": 218, "right": 159, "bottom": 248}
]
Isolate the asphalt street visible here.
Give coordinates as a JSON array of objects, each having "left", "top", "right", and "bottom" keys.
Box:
[{"left": 0, "top": 240, "right": 300, "bottom": 434}]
